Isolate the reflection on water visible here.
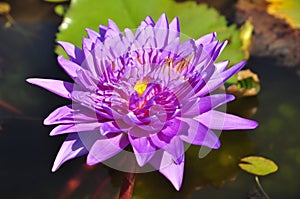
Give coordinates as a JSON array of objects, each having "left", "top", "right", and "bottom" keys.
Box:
[{"left": 0, "top": 2, "right": 299, "bottom": 199}]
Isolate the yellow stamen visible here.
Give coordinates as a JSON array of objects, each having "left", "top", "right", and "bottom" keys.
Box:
[{"left": 134, "top": 80, "right": 148, "bottom": 96}]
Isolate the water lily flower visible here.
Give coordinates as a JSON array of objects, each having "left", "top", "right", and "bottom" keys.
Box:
[{"left": 27, "top": 14, "right": 258, "bottom": 191}]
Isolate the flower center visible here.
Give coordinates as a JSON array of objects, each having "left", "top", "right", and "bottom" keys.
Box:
[{"left": 134, "top": 80, "right": 148, "bottom": 97}]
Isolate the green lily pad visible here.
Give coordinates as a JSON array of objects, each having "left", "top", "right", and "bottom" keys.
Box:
[
  {"left": 239, "top": 156, "right": 278, "bottom": 176},
  {"left": 55, "top": 0, "right": 245, "bottom": 65}
]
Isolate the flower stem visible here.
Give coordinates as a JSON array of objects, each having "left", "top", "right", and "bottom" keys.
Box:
[
  {"left": 255, "top": 176, "right": 270, "bottom": 199},
  {"left": 119, "top": 172, "right": 136, "bottom": 199}
]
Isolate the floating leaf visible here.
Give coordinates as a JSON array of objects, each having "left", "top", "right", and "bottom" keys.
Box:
[
  {"left": 239, "top": 156, "right": 278, "bottom": 176},
  {"left": 226, "top": 69, "right": 260, "bottom": 97},
  {"left": 266, "top": 0, "right": 300, "bottom": 28},
  {"left": 55, "top": 0, "right": 245, "bottom": 65}
]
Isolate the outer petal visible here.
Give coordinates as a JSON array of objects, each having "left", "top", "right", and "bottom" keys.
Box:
[
  {"left": 139, "top": 16, "right": 155, "bottom": 30},
  {"left": 154, "top": 14, "right": 169, "bottom": 48},
  {"left": 129, "top": 135, "right": 156, "bottom": 167},
  {"left": 103, "top": 19, "right": 121, "bottom": 39},
  {"left": 52, "top": 133, "right": 88, "bottom": 172},
  {"left": 178, "top": 118, "right": 220, "bottom": 149},
  {"left": 150, "top": 150, "right": 184, "bottom": 191},
  {"left": 197, "top": 60, "right": 246, "bottom": 96},
  {"left": 49, "top": 122, "right": 103, "bottom": 136},
  {"left": 182, "top": 94, "right": 235, "bottom": 116},
  {"left": 44, "top": 105, "right": 99, "bottom": 125},
  {"left": 86, "top": 133, "right": 129, "bottom": 165},
  {"left": 26, "top": 78, "right": 73, "bottom": 99},
  {"left": 169, "top": 17, "right": 180, "bottom": 33},
  {"left": 163, "top": 136, "right": 184, "bottom": 164},
  {"left": 154, "top": 13, "right": 169, "bottom": 29},
  {"left": 57, "top": 41, "right": 84, "bottom": 64},
  {"left": 195, "top": 32, "right": 216, "bottom": 46},
  {"left": 57, "top": 55, "right": 82, "bottom": 80},
  {"left": 86, "top": 28, "right": 100, "bottom": 42},
  {"left": 215, "top": 60, "right": 229, "bottom": 72},
  {"left": 195, "top": 110, "right": 258, "bottom": 130}
]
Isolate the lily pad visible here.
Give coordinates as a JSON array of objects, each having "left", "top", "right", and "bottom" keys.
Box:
[
  {"left": 226, "top": 69, "right": 260, "bottom": 97},
  {"left": 55, "top": 0, "right": 245, "bottom": 65},
  {"left": 266, "top": 0, "right": 300, "bottom": 28},
  {"left": 239, "top": 156, "right": 278, "bottom": 176}
]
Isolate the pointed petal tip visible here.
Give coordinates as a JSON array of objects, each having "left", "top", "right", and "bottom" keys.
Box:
[
  {"left": 26, "top": 78, "right": 39, "bottom": 84},
  {"left": 212, "top": 139, "right": 221, "bottom": 149},
  {"left": 249, "top": 120, "right": 259, "bottom": 129},
  {"left": 227, "top": 94, "right": 236, "bottom": 102},
  {"left": 86, "top": 154, "right": 98, "bottom": 166},
  {"left": 51, "top": 166, "right": 58, "bottom": 172}
]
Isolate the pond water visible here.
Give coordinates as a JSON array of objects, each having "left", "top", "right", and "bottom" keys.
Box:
[{"left": 0, "top": 1, "right": 299, "bottom": 199}]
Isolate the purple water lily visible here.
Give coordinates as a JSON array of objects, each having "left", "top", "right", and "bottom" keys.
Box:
[{"left": 27, "top": 14, "right": 257, "bottom": 190}]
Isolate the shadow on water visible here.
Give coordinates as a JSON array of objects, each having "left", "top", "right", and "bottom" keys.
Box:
[{"left": 0, "top": 0, "right": 299, "bottom": 199}]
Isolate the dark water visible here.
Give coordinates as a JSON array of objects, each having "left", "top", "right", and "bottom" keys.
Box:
[{"left": 0, "top": 2, "right": 299, "bottom": 199}]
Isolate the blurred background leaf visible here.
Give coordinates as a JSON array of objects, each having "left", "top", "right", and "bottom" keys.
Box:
[
  {"left": 55, "top": 0, "right": 246, "bottom": 66},
  {"left": 266, "top": 0, "right": 300, "bottom": 28}
]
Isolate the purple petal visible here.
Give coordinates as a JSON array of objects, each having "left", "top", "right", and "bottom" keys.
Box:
[
  {"left": 103, "top": 19, "right": 121, "bottom": 39},
  {"left": 137, "top": 16, "right": 155, "bottom": 32},
  {"left": 26, "top": 78, "right": 73, "bottom": 99},
  {"left": 149, "top": 132, "right": 171, "bottom": 148},
  {"left": 150, "top": 150, "right": 184, "bottom": 191},
  {"left": 52, "top": 133, "right": 88, "bottom": 172},
  {"left": 169, "top": 17, "right": 180, "bottom": 33},
  {"left": 143, "top": 16, "right": 155, "bottom": 26},
  {"left": 179, "top": 118, "right": 220, "bottom": 149},
  {"left": 86, "top": 133, "right": 129, "bottom": 165},
  {"left": 57, "top": 41, "right": 84, "bottom": 64},
  {"left": 161, "top": 119, "right": 180, "bottom": 137},
  {"left": 155, "top": 13, "right": 169, "bottom": 29},
  {"left": 215, "top": 60, "right": 229, "bottom": 72},
  {"left": 99, "top": 121, "right": 124, "bottom": 135},
  {"left": 49, "top": 122, "right": 103, "bottom": 136},
  {"left": 44, "top": 104, "right": 100, "bottom": 125},
  {"left": 182, "top": 94, "right": 235, "bottom": 116},
  {"left": 81, "top": 46, "right": 98, "bottom": 77},
  {"left": 129, "top": 135, "right": 156, "bottom": 167},
  {"left": 75, "top": 69, "right": 99, "bottom": 91},
  {"left": 168, "top": 17, "right": 180, "bottom": 43},
  {"left": 195, "top": 110, "right": 258, "bottom": 130},
  {"left": 57, "top": 55, "right": 81, "bottom": 79},
  {"left": 99, "top": 25, "right": 108, "bottom": 41},
  {"left": 211, "top": 40, "right": 228, "bottom": 60},
  {"left": 86, "top": 28, "right": 100, "bottom": 42},
  {"left": 195, "top": 32, "right": 216, "bottom": 46},
  {"left": 197, "top": 60, "right": 246, "bottom": 96},
  {"left": 154, "top": 14, "right": 169, "bottom": 48},
  {"left": 108, "top": 19, "right": 121, "bottom": 33},
  {"left": 128, "top": 126, "right": 153, "bottom": 137},
  {"left": 163, "top": 136, "right": 184, "bottom": 164}
]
